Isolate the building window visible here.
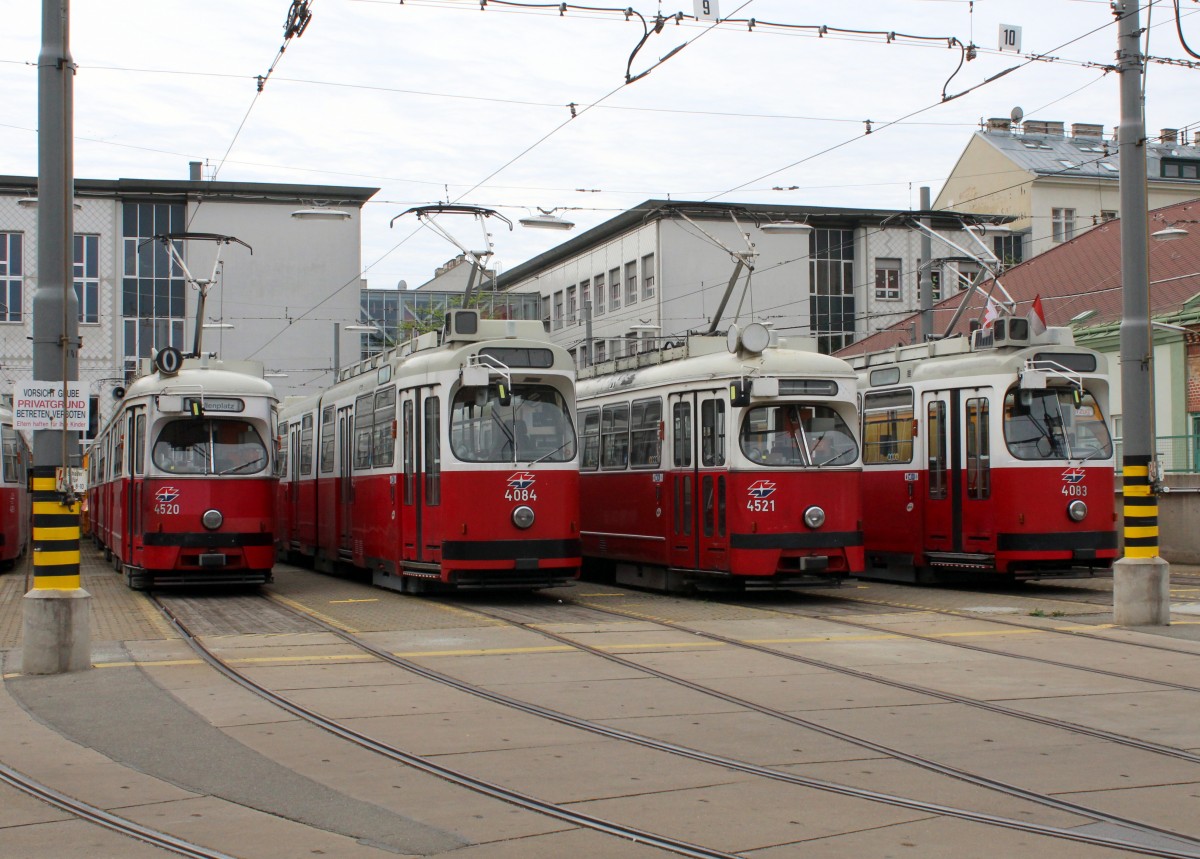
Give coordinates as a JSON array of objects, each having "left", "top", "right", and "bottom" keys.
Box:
[
  {"left": 955, "top": 261, "right": 980, "bottom": 291},
  {"left": 1162, "top": 159, "right": 1200, "bottom": 180},
  {"left": 1100, "top": 210, "right": 1118, "bottom": 222},
  {"left": 540, "top": 294, "right": 551, "bottom": 330},
  {"left": 641, "top": 253, "right": 655, "bottom": 299},
  {"left": 874, "top": 258, "right": 900, "bottom": 300},
  {"left": 73, "top": 234, "right": 100, "bottom": 324},
  {"left": 566, "top": 285, "right": 576, "bottom": 325},
  {"left": 594, "top": 274, "right": 605, "bottom": 314},
  {"left": 993, "top": 234, "right": 1024, "bottom": 268},
  {"left": 552, "top": 290, "right": 563, "bottom": 330},
  {"left": 0, "top": 232, "right": 22, "bottom": 323},
  {"left": 122, "top": 202, "right": 186, "bottom": 358},
  {"left": 917, "top": 269, "right": 941, "bottom": 303},
  {"left": 624, "top": 332, "right": 637, "bottom": 357},
  {"left": 625, "top": 261, "right": 638, "bottom": 306},
  {"left": 595, "top": 340, "right": 607, "bottom": 362},
  {"left": 810, "top": 229, "right": 855, "bottom": 354},
  {"left": 609, "top": 267, "right": 621, "bottom": 310},
  {"left": 1051, "top": 208, "right": 1076, "bottom": 243}
]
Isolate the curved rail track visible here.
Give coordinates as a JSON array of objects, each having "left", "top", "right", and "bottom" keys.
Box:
[{"left": 152, "top": 588, "right": 1200, "bottom": 859}]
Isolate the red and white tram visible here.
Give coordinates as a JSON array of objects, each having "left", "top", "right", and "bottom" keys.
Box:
[
  {"left": 848, "top": 319, "right": 1117, "bottom": 582},
  {"left": 276, "top": 310, "right": 581, "bottom": 592},
  {"left": 0, "top": 405, "right": 32, "bottom": 570},
  {"left": 88, "top": 348, "right": 278, "bottom": 589},
  {"left": 576, "top": 323, "right": 863, "bottom": 593}
]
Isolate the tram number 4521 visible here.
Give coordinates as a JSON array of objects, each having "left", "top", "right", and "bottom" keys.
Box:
[
  {"left": 505, "top": 489, "right": 537, "bottom": 502},
  {"left": 1061, "top": 484, "right": 1088, "bottom": 497},
  {"left": 747, "top": 498, "right": 776, "bottom": 512}
]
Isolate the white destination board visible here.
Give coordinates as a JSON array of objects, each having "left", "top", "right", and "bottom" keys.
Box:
[{"left": 13, "top": 382, "right": 88, "bottom": 431}]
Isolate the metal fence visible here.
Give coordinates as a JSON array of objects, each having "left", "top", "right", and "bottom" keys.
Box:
[{"left": 1114, "top": 435, "right": 1200, "bottom": 473}]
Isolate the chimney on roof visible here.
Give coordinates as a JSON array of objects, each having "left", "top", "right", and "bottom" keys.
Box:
[
  {"left": 1022, "top": 120, "right": 1064, "bottom": 136},
  {"left": 986, "top": 117, "right": 1012, "bottom": 133},
  {"left": 1195, "top": 131, "right": 1200, "bottom": 147},
  {"left": 1044, "top": 121, "right": 1065, "bottom": 137},
  {"left": 1071, "top": 123, "right": 1104, "bottom": 139},
  {"left": 189, "top": 161, "right": 202, "bottom": 181},
  {"left": 1161, "top": 128, "right": 1179, "bottom": 144}
]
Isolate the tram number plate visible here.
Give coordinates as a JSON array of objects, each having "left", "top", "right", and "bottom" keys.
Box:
[
  {"left": 747, "top": 499, "right": 775, "bottom": 512},
  {"left": 505, "top": 489, "right": 537, "bottom": 502},
  {"left": 1061, "top": 484, "right": 1088, "bottom": 497},
  {"left": 154, "top": 503, "right": 181, "bottom": 515}
]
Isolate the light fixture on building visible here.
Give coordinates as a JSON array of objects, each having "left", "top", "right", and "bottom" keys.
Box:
[
  {"left": 291, "top": 201, "right": 351, "bottom": 220},
  {"left": 760, "top": 219, "right": 813, "bottom": 235},
  {"left": 519, "top": 208, "right": 575, "bottom": 230},
  {"left": 17, "top": 197, "right": 82, "bottom": 210},
  {"left": 202, "top": 322, "right": 235, "bottom": 330},
  {"left": 264, "top": 372, "right": 289, "bottom": 378}
]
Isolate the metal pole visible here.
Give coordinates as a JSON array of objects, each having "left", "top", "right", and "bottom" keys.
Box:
[
  {"left": 918, "top": 187, "right": 933, "bottom": 342},
  {"left": 23, "top": 0, "right": 91, "bottom": 675},
  {"left": 1112, "top": 0, "right": 1170, "bottom": 625},
  {"left": 333, "top": 321, "right": 340, "bottom": 380}
]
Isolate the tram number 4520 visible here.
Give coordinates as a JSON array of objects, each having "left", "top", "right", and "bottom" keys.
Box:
[
  {"left": 1061, "top": 484, "right": 1088, "bottom": 497},
  {"left": 505, "top": 489, "right": 538, "bottom": 502}
]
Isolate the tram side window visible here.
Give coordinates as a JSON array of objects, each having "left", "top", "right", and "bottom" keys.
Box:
[
  {"left": 861, "top": 390, "right": 914, "bottom": 464},
  {"left": 373, "top": 387, "right": 396, "bottom": 467},
  {"left": 300, "top": 414, "right": 314, "bottom": 476},
  {"left": 277, "top": 421, "right": 289, "bottom": 478},
  {"left": 353, "top": 394, "right": 373, "bottom": 469},
  {"left": 600, "top": 403, "right": 629, "bottom": 469},
  {"left": 134, "top": 413, "right": 146, "bottom": 476},
  {"left": 320, "top": 407, "right": 335, "bottom": 473},
  {"left": 112, "top": 423, "right": 125, "bottom": 476},
  {"left": 701, "top": 399, "right": 726, "bottom": 467},
  {"left": 672, "top": 402, "right": 692, "bottom": 468},
  {"left": 403, "top": 400, "right": 414, "bottom": 505},
  {"left": 579, "top": 408, "right": 600, "bottom": 471},
  {"left": 424, "top": 396, "right": 440, "bottom": 505},
  {"left": 1, "top": 429, "right": 16, "bottom": 483},
  {"left": 928, "top": 401, "right": 947, "bottom": 499},
  {"left": 965, "top": 397, "right": 990, "bottom": 499},
  {"left": 630, "top": 398, "right": 662, "bottom": 468}
]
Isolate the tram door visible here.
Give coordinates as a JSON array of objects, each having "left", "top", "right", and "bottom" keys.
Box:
[
  {"left": 337, "top": 405, "right": 354, "bottom": 554},
  {"left": 399, "top": 387, "right": 441, "bottom": 564},
  {"left": 922, "top": 388, "right": 993, "bottom": 555},
  {"left": 668, "top": 390, "right": 730, "bottom": 572},
  {"left": 123, "top": 409, "right": 145, "bottom": 559},
  {"left": 288, "top": 420, "right": 303, "bottom": 548}
]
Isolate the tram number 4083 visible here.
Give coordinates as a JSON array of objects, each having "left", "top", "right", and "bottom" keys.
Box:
[
  {"left": 1061, "top": 484, "right": 1088, "bottom": 497},
  {"left": 505, "top": 489, "right": 537, "bottom": 502}
]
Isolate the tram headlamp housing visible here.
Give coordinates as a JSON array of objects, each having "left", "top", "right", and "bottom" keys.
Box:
[
  {"left": 512, "top": 505, "right": 535, "bottom": 529},
  {"left": 803, "top": 505, "right": 826, "bottom": 529},
  {"left": 1067, "top": 500, "right": 1087, "bottom": 522},
  {"left": 202, "top": 509, "right": 223, "bottom": 530}
]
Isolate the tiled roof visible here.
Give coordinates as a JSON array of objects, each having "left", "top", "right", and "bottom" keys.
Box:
[
  {"left": 974, "top": 129, "right": 1200, "bottom": 181},
  {"left": 837, "top": 197, "right": 1200, "bottom": 358}
]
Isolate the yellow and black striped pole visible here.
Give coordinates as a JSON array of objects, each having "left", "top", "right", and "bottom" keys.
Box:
[
  {"left": 31, "top": 465, "right": 81, "bottom": 589},
  {"left": 1121, "top": 456, "right": 1158, "bottom": 560}
]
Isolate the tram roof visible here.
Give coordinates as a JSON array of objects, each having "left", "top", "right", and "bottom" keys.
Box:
[{"left": 125, "top": 358, "right": 276, "bottom": 400}]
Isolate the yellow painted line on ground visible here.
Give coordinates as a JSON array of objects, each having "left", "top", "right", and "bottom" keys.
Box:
[
  {"left": 330, "top": 598, "right": 379, "bottom": 604},
  {"left": 396, "top": 644, "right": 575, "bottom": 658},
  {"left": 268, "top": 593, "right": 361, "bottom": 634}
]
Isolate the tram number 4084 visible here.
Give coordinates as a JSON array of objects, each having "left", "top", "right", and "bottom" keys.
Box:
[{"left": 505, "top": 489, "right": 537, "bottom": 502}]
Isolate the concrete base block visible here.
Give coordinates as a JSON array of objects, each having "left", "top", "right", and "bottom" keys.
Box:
[
  {"left": 1113, "top": 557, "right": 1171, "bottom": 627},
  {"left": 21, "top": 589, "right": 93, "bottom": 674}
]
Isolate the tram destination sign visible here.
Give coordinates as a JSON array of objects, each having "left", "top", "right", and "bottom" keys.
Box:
[{"left": 12, "top": 381, "right": 88, "bottom": 431}]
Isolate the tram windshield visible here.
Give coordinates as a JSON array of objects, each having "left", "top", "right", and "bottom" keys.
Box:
[
  {"left": 152, "top": 419, "right": 270, "bottom": 475},
  {"left": 450, "top": 384, "right": 577, "bottom": 464},
  {"left": 1003, "top": 388, "right": 1113, "bottom": 461},
  {"left": 740, "top": 404, "right": 858, "bottom": 467}
]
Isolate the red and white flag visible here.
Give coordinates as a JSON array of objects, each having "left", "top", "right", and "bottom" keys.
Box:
[
  {"left": 981, "top": 296, "right": 1000, "bottom": 329},
  {"left": 1027, "top": 294, "right": 1047, "bottom": 336}
]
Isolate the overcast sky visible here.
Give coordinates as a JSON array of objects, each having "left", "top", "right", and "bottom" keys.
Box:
[{"left": 4, "top": 0, "right": 1199, "bottom": 305}]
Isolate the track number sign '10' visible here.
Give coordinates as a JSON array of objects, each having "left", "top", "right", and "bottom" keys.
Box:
[
  {"left": 999, "top": 24, "right": 1022, "bottom": 53},
  {"left": 694, "top": 0, "right": 719, "bottom": 21}
]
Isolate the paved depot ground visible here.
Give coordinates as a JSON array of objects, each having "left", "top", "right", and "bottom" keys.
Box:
[{"left": 2, "top": 551, "right": 1200, "bottom": 857}]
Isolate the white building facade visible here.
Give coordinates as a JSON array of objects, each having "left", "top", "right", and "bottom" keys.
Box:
[{"left": 0, "top": 171, "right": 376, "bottom": 452}]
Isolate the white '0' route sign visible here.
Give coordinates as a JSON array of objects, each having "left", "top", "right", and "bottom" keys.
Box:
[{"left": 13, "top": 382, "right": 88, "bottom": 431}]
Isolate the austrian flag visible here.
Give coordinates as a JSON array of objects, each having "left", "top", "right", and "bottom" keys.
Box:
[{"left": 1027, "top": 294, "right": 1048, "bottom": 336}]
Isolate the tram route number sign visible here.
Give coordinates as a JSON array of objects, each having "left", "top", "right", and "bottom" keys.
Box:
[
  {"left": 12, "top": 381, "right": 88, "bottom": 431},
  {"left": 694, "top": 0, "right": 718, "bottom": 21}
]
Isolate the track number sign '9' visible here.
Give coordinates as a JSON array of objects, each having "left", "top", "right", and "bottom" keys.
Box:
[{"left": 694, "top": 0, "right": 718, "bottom": 21}]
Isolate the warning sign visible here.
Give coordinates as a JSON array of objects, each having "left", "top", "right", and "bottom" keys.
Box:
[{"left": 12, "top": 382, "right": 88, "bottom": 431}]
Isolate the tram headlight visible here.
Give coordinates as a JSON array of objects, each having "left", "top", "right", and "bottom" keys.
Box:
[
  {"left": 1067, "top": 500, "right": 1088, "bottom": 522},
  {"left": 803, "top": 505, "right": 826, "bottom": 529},
  {"left": 512, "top": 505, "right": 535, "bottom": 530},
  {"left": 202, "top": 509, "right": 223, "bottom": 530}
]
